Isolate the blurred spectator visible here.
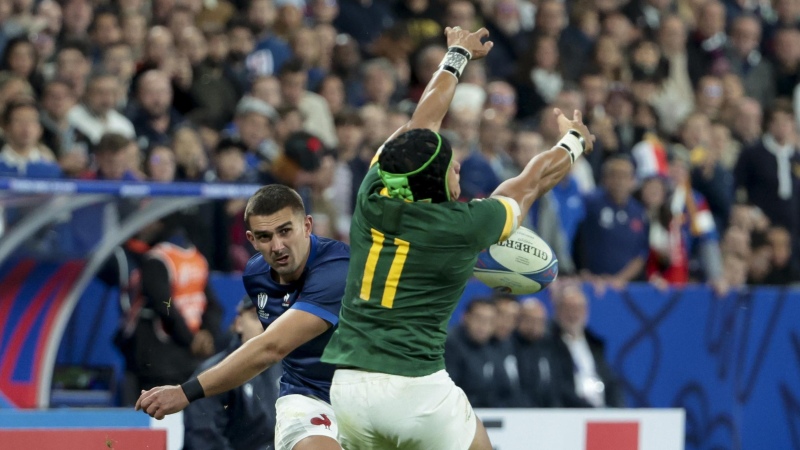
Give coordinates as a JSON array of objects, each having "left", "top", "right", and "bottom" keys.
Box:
[
  {"left": 54, "top": 39, "right": 92, "bottom": 99},
  {"left": 726, "top": 14, "right": 775, "bottom": 109},
  {"left": 693, "top": 75, "right": 724, "bottom": 120},
  {"left": 483, "top": 0, "right": 530, "bottom": 80},
  {"left": 88, "top": 8, "right": 122, "bottom": 57},
  {"left": 68, "top": 71, "right": 136, "bottom": 144},
  {"left": 102, "top": 42, "right": 136, "bottom": 108},
  {"left": 250, "top": 75, "right": 283, "bottom": 108},
  {"left": 730, "top": 96, "right": 763, "bottom": 149},
  {"left": 39, "top": 78, "right": 90, "bottom": 176},
  {"left": 764, "top": 226, "right": 800, "bottom": 284},
  {"left": 686, "top": 0, "right": 728, "bottom": 85},
  {"left": 769, "top": 27, "right": 800, "bottom": 99},
  {"left": 229, "top": 95, "right": 278, "bottom": 171},
  {"left": 392, "top": 0, "right": 440, "bottom": 48},
  {"left": 514, "top": 297, "right": 559, "bottom": 407},
  {"left": 445, "top": 298, "right": 500, "bottom": 408},
  {"left": 735, "top": 100, "right": 800, "bottom": 236},
  {"left": 80, "top": 132, "right": 139, "bottom": 181},
  {"left": 182, "top": 28, "right": 240, "bottom": 129},
  {"left": 513, "top": 35, "right": 563, "bottom": 120},
  {"left": 359, "top": 57, "right": 399, "bottom": 108},
  {"left": 1, "top": 36, "right": 44, "bottom": 96},
  {"left": 333, "top": 0, "right": 394, "bottom": 50},
  {"left": 246, "top": 0, "right": 292, "bottom": 78},
  {"left": 225, "top": 19, "right": 256, "bottom": 92},
  {"left": 478, "top": 109, "right": 516, "bottom": 180},
  {"left": 485, "top": 80, "right": 517, "bottom": 122},
  {"left": 145, "top": 144, "right": 177, "bottom": 182},
  {"left": 288, "top": 27, "right": 327, "bottom": 90},
  {"left": 130, "top": 70, "right": 185, "bottom": 150},
  {"left": 549, "top": 285, "right": 624, "bottom": 408},
  {"left": 576, "top": 156, "right": 649, "bottom": 288},
  {"left": 623, "top": 0, "right": 672, "bottom": 37},
  {"left": 279, "top": 59, "right": 338, "bottom": 148},
  {"left": 490, "top": 293, "right": 524, "bottom": 408},
  {"left": 183, "top": 297, "right": 281, "bottom": 450},
  {"left": 0, "top": 96, "right": 61, "bottom": 177},
  {"left": 653, "top": 14, "right": 694, "bottom": 135},
  {"left": 116, "top": 216, "right": 223, "bottom": 401}
]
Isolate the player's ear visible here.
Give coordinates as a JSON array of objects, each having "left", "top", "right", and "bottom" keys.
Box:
[
  {"left": 245, "top": 230, "right": 256, "bottom": 247},
  {"left": 305, "top": 215, "right": 313, "bottom": 236}
]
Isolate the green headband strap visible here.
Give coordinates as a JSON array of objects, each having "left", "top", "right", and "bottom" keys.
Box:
[{"left": 379, "top": 132, "right": 446, "bottom": 202}]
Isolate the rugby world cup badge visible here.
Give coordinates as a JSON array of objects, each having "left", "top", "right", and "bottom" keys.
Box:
[{"left": 257, "top": 293, "right": 268, "bottom": 309}]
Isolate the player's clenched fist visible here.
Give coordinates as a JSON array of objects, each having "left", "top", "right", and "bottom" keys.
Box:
[
  {"left": 443, "top": 26, "right": 494, "bottom": 60},
  {"left": 135, "top": 385, "right": 190, "bottom": 420}
]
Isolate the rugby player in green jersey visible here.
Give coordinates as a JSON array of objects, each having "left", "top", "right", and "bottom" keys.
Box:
[{"left": 321, "top": 26, "right": 594, "bottom": 450}]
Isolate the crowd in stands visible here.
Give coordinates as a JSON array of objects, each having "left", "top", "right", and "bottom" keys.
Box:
[
  {"left": 1, "top": 0, "right": 800, "bottom": 289},
  {"left": 446, "top": 286, "right": 625, "bottom": 408}
]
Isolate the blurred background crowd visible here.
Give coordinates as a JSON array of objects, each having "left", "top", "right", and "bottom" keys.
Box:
[{"left": 1, "top": 0, "right": 800, "bottom": 292}]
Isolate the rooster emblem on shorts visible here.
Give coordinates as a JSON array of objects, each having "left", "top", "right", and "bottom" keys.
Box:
[{"left": 310, "top": 414, "right": 332, "bottom": 429}]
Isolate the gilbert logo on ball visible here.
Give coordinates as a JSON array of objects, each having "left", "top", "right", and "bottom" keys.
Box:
[{"left": 474, "top": 227, "right": 558, "bottom": 295}]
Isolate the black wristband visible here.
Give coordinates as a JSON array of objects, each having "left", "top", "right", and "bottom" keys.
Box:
[
  {"left": 447, "top": 45, "right": 472, "bottom": 60},
  {"left": 568, "top": 129, "right": 586, "bottom": 151},
  {"left": 181, "top": 378, "right": 205, "bottom": 402},
  {"left": 440, "top": 65, "right": 459, "bottom": 77}
]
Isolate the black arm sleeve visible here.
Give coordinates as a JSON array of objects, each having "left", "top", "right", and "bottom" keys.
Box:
[{"left": 140, "top": 257, "right": 195, "bottom": 347}]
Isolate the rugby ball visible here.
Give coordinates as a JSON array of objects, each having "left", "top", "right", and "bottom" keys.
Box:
[{"left": 473, "top": 226, "right": 558, "bottom": 295}]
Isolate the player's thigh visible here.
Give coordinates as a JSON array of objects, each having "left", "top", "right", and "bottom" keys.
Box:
[
  {"left": 469, "top": 417, "right": 493, "bottom": 450},
  {"left": 373, "top": 370, "right": 478, "bottom": 450},
  {"left": 330, "top": 370, "right": 382, "bottom": 449},
  {"left": 274, "top": 394, "right": 340, "bottom": 450}
]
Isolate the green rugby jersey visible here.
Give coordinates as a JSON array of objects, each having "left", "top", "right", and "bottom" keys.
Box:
[{"left": 321, "top": 163, "right": 515, "bottom": 377}]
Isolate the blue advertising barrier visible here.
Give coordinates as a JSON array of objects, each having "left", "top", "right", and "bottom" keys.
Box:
[{"left": 1, "top": 265, "right": 798, "bottom": 449}]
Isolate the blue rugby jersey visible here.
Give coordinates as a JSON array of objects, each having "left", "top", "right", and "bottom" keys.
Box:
[{"left": 242, "top": 235, "right": 349, "bottom": 403}]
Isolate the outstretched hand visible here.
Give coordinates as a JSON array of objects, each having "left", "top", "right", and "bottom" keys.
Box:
[
  {"left": 135, "top": 385, "right": 190, "bottom": 420},
  {"left": 554, "top": 108, "right": 595, "bottom": 155},
  {"left": 444, "top": 26, "right": 494, "bottom": 60}
]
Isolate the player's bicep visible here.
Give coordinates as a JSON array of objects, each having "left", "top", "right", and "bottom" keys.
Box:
[{"left": 465, "top": 196, "right": 521, "bottom": 250}]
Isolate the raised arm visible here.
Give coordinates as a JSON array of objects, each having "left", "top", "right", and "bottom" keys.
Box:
[
  {"left": 383, "top": 27, "right": 494, "bottom": 144},
  {"left": 492, "top": 109, "right": 595, "bottom": 220}
]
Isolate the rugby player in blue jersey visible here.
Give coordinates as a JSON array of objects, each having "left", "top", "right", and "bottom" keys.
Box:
[{"left": 137, "top": 184, "right": 348, "bottom": 450}]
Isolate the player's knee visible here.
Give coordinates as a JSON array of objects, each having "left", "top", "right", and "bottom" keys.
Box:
[{"left": 292, "top": 435, "right": 341, "bottom": 450}]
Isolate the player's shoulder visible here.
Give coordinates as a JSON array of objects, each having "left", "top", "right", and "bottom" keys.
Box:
[
  {"left": 243, "top": 253, "right": 270, "bottom": 277},
  {"left": 308, "top": 236, "right": 350, "bottom": 274}
]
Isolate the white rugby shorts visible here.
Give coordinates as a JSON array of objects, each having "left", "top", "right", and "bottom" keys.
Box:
[
  {"left": 274, "top": 394, "right": 339, "bottom": 450},
  {"left": 330, "top": 369, "right": 477, "bottom": 450}
]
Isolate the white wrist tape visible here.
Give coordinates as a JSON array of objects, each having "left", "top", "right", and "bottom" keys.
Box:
[{"left": 557, "top": 130, "right": 585, "bottom": 164}]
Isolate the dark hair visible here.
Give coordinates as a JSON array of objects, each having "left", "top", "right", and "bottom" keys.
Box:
[
  {"left": 88, "top": 7, "right": 120, "bottom": 34},
  {"left": 94, "top": 132, "right": 132, "bottom": 154},
  {"left": 278, "top": 59, "right": 306, "bottom": 78},
  {"left": 334, "top": 108, "right": 364, "bottom": 127},
  {"left": 58, "top": 39, "right": 92, "bottom": 59},
  {"left": 244, "top": 184, "right": 306, "bottom": 229},
  {"left": 0, "top": 36, "right": 36, "bottom": 72},
  {"left": 378, "top": 128, "right": 454, "bottom": 203},
  {"left": 2, "top": 97, "right": 38, "bottom": 125},
  {"left": 465, "top": 297, "right": 496, "bottom": 314},
  {"left": 766, "top": 98, "right": 794, "bottom": 128}
]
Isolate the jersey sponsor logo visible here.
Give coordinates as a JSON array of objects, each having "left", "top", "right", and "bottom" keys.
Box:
[
  {"left": 282, "top": 293, "right": 290, "bottom": 307},
  {"left": 310, "top": 414, "right": 332, "bottom": 429},
  {"left": 257, "top": 292, "right": 268, "bottom": 309}
]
